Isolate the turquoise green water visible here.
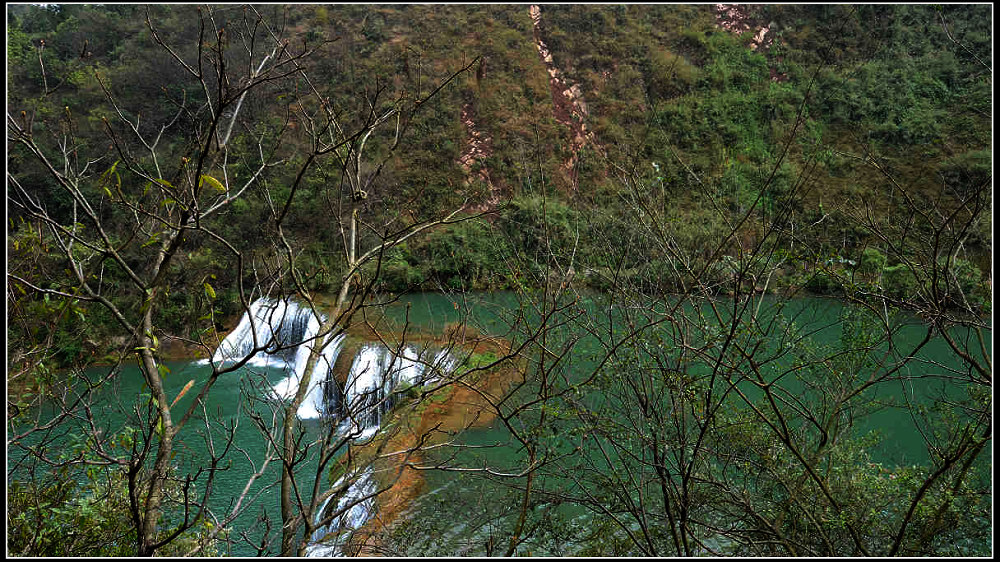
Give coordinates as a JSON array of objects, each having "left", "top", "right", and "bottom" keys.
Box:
[
  {"left": 11, "top": 292, "right": 989, "bottom": 556},
  {"left": 384, "top": 291, "right": 988, "bottom": 465},
  {"left": 10, "top": 358, "right": 326, "bottom": 557},
  {"left": 377, "top": 291, "right": 990, "bottom": 555}
]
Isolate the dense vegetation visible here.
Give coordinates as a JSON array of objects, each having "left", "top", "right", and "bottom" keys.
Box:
[
  {"left": 7, "top": 4, "right": 991, "bottom": 369},
  {"left": 7, "top": 3, "right": 991, "bottom": 557}
]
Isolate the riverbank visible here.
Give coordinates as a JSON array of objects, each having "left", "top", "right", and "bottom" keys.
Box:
[{"left": 329, "top": 329, "right": 521, "bottom": 556}]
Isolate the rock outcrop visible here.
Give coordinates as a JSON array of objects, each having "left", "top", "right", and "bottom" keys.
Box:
[{"left": 714, "top": 4, "right": 786, "bottom": 81}]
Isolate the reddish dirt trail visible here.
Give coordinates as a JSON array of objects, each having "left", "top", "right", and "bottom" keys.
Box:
[
  {"left": 457, "top": 101, "right": 501, "bottom": 213},
  {"left": 529, "top": 4, "right": 601, "bottom": 191},
  {"left": 714, "top": 4, "right": 787, "bottom": 81}
]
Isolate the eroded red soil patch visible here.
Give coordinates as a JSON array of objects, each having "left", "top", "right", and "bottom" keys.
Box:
[
  {"left": 337, "top": 334, "right": 518, "bottom": 556},
  {"left": 529, "top": 4, "right": 601, "bottom": 191}
]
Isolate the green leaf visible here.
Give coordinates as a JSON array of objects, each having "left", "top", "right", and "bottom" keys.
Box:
[
  {"left": 141, "top": 233, "right": 161, "bottom": 248},
  {"left": 99, "top": 160, "right": 120, "bottom": 184},
  {"left": 203, "top": 282, "right": 216, "bottom": 300},
  {"left": 200, "top": 174, "right": 226, "bottom": 193}
]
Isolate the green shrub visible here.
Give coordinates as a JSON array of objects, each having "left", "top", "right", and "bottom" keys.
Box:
[
  {"left": 501, "top": 195, "right": 580, "bottom": 265},
  {"left": 646, "top": 46, "right": 700, "bottom": 100},
  {"left": 377, "top": 219, "right": 515, "bottom": 292},
  {"left": 937, "top": 150, "right": 991, "bottom": 197},
  {"left": 883, "top": 264, "right": 917, "bottom": 299},
  {"left": 859, "top": 247, "right": 887, "bottom": 275},
  {"left": 932, "top": 257, "right": 985, "bottom": 309},
  {"left": 806, "top": 271, "right": 841, "bottom": 295}
]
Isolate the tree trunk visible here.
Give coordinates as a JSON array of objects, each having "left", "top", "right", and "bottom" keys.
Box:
[{"left": 280, "top": 210, "right": 357, "bottom": 556}]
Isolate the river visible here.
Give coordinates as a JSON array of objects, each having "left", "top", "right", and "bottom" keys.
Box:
[
  {"left": 376, "top": 291, "right": 991, "bottom": 556},
  {"left": 10, "top": 291, "right": 990, "bottom": 556}
]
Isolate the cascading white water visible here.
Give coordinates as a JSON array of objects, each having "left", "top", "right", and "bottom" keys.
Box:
[
  {"left": 212, "top": 297, "right": 459, "bottom": 556},
  {"left": 271, "top": 331, "right": 346, "bottom": 419},
  {"left": 426, "top": 348, "right": 459, "bottom": 384},
  {"left": 207, "top": 298, "right": 294, "bottom": 368},
  {"left": 307, "top": 344, "right": 459, "bottom": 557},
  {"left": 209, "top": 297, "right": 458, "bottom": 425},
  {"left": 340, "top": 344, "right": 454, "bottom": 436},
  {"left": 206, "top": 297, "right": 344, "bottom": 419},
  {"left": 305, "top": 468, "right": 377, "bottom": 557}
]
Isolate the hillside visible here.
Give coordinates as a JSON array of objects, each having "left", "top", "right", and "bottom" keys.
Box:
[{"left": 6, "top": 4, "right": 993, "bottom": 557}]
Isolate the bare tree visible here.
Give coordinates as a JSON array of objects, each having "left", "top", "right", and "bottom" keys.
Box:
[
  {"left": 8, "top": 4, "right": 479, "bottom": 556},
  {"left": 346, "top": 6, "right": 990, "bottom": 557},
  {"left": 8, "top": 4, "right": 990, "bottom": 558},
  {"left": 8, "top": 4, "right": 303, "bottom": 551}
]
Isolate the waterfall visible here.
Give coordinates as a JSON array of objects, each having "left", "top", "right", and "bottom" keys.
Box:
[
  {"left": 209, "top": 297, "right": 458, "bottom": 425},
  {"left": 305, "top": 468, "right": 377, "bottom": 557},
  {"left": 207, "top": 297, "right": 318, "bottom": 368},
  {"left": 271, "top": 331, "right": 346, "bottom": 420},
  {"left": 206, "top": 297, "right": 344, "bottom": 419},
  {"left": 212, "top": 297, "right": 460, "bottom": 555},
  {"left": 340, "top": 344, "right": 447, "bottom": 436},
  {"left": 307, "top": 344, "right": 459, "bottom": 557}
]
